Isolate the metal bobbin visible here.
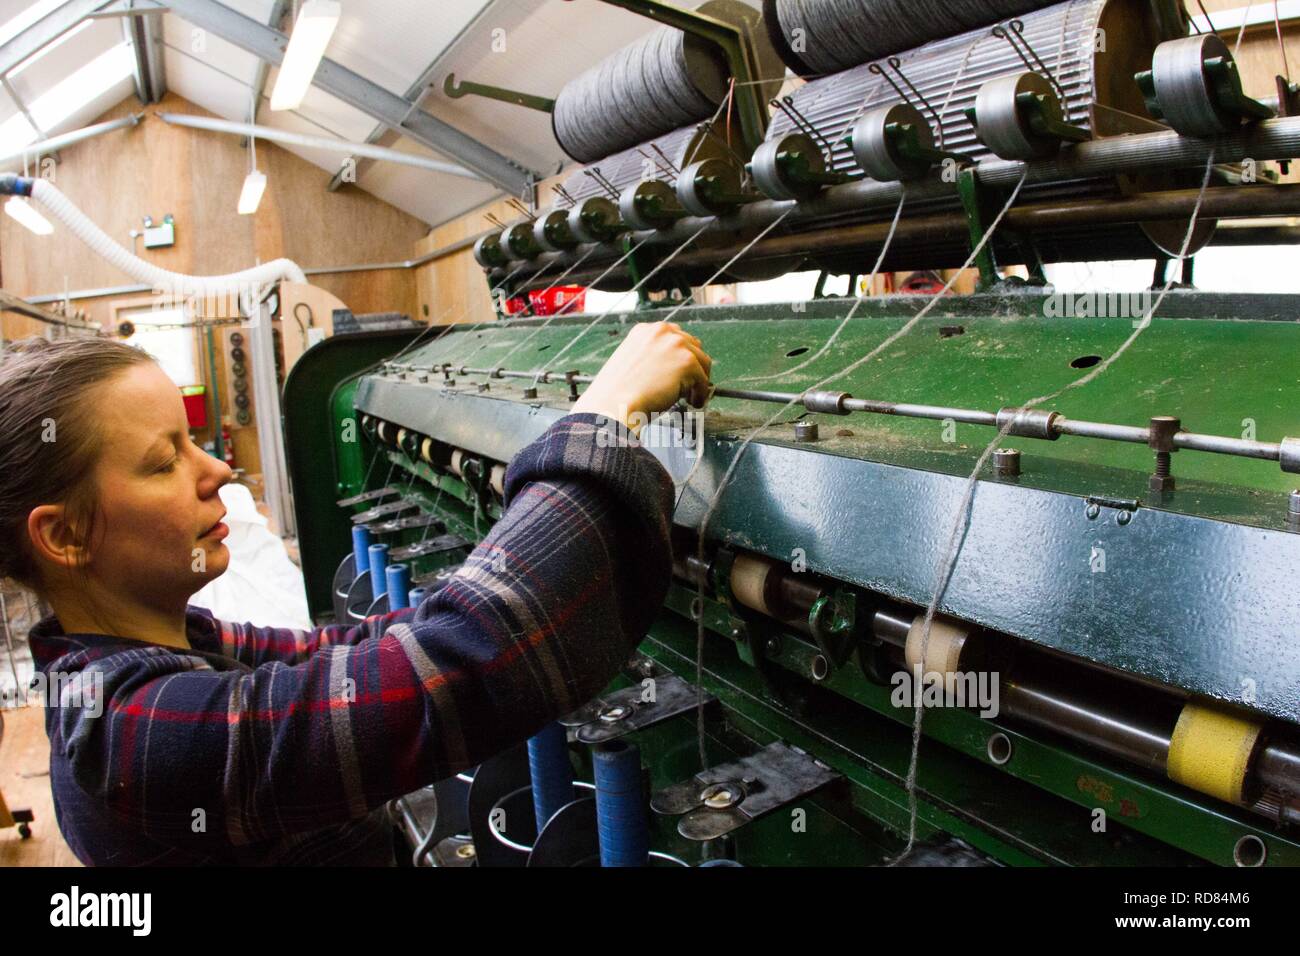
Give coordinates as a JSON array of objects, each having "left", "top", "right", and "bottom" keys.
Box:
[
  {"left": 1138, "top": 34, "right": 1274, "bottom": 138},
  {"left": 619, "top": 179, "right": 687, "bottom": 231},
  {"left": 502, "top": 220, "right": 542, "bottom": 260},
  {"left": 750, "top": 132, "right": 842, "bottom": 201},
  {"left": 533, "top": 207, "right": 580, "bottom": 252},
  {"left": 677, "top": 158, "right": 751, "bottom": 217},
  {"left": 473, "top": 232, "right": 509, "bottom": 269},
  {"left": 969, "top": 71, "right": 1087, "bottom": 161},
  {"left": 850, "top": 103, "right": 947, "bottom": 181},
  {"left": 566, "top": 195, "right": 625, "bottom": 244}
]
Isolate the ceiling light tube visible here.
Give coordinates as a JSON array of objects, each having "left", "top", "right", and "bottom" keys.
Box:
[
  {"left": 237, "top": 170, "right": 267, "bottom": 215},
  {"left": 269, "top": 0, "right": 341, "bottom": 111}
]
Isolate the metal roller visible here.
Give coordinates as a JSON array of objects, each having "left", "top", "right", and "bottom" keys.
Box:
[
  {"left": 749, "top": 132, "right": 833, "bottom": 201},
  {"left": 473, "top": 232, "right": 508, "bottom": 269},
  {"left": 973, "top": 71, "right": 1069, "bottom": 160},
  {"left": 677, "top": 158, "right": 750, "bottom": 217},
  {"left": 1144, "top": 34, "right": 1274, "bottom": 138},
  {"left": 533, "top": 207, "right": 580, "bottom": 252},
  {"left": 619, "top": 179, "right": 688, "bottom": 231},
  {"left": 566, "top": 195, "right": 625, "bottom": 244},
  {"left": 502, "top": 220, "right": 542, "bottom": 260},
  {"left": 851, "top": 103, "right": 938, "bottom": 181}
]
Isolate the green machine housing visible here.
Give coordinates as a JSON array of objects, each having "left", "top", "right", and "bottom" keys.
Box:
[{"left": 286, "top": 292, "right": 1300, "bottom": 868}]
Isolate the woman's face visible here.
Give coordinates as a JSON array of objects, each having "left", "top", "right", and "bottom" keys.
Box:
[{"left": 82, "top": 362, "right": 234, "bottom": 605}]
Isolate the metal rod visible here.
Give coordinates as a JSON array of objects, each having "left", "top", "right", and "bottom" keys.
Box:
[
  {"left": 406, "top": 364, "right": 1291, "bottom": 471},
  {"left": 0, "top": 113, "right": 142, "bottom": 168},
  {"left": 156, "top": 112, "right": 482, "bottom": 181}
]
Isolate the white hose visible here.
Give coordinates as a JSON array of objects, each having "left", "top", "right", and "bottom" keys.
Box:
[{"left": 29, "top": 179, "right": 306, "bottom": 301}]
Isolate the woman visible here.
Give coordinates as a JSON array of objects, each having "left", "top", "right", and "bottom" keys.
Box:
[{"left": 2, "top": 321, "right": 712, "bottom": 865}]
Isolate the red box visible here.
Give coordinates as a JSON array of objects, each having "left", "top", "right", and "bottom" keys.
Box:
[{"left": 181, "top": 385, "right": 208, "bottom": 429}]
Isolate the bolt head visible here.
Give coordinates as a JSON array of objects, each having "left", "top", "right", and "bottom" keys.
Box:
[
  {"left": 1149, "top": 473, "right": 1176, "bottom": 494},
  {"left": 522, "top": 387, "right": 538, "bottom": 400},
  {"left": 793, "top": 420, "right": 819, "bottom": 442}
]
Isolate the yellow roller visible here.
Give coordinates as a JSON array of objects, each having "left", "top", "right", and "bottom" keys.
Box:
[
  {"left": 905, "top": 615, "right": 969, "bottom": 677},
  {"left": 450, "top": 449, "right": 465, "bottom": 479},
  {"left": 1166, "top": 702, "right": 1263, "bottom": 805},
  {"left": 729, "top": 553, "right": 775, "bottom": 616},
  {"left": 419, "top": 437, "right": 435, "bottom": 465}
]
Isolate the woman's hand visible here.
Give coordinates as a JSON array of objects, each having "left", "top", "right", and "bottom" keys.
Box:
[{"left": 573, "top": 321, "right": 713, "bottom": 434}]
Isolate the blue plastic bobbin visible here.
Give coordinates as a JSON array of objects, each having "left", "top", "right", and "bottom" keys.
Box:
[
  {"left": 593, "top": 741, "right": 649, "bottom": 867},
  {"left": 527, "top": 722, "right": 575, "bottom": 833},
  {"left": 367, "top": 543, "right": 389, "bottom": 594},
  {"left": 351, "top": 525, "right": 372, "bottom": 579},
  {"left": 386, "top": 563, "right": 412, "bottom": 610}
]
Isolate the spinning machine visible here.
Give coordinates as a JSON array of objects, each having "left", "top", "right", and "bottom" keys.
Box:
[{"left": 286, "top": 0, "right": 1300, "bottom": 866}]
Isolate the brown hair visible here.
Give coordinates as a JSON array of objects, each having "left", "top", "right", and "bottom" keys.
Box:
[{"left": 0, "top": 336, "right": 155, "bottom": 591}]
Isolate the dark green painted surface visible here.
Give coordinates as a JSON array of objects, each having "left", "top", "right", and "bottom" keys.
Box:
[
  {"left": 400, "top": 295, "right": 1300, "bottom": 527},
  {"left": 282, "top": 330, "right": 423, "bottom": 618},
  {"left": 291, "top": 296, "right": 1300, "bottom": 864}
]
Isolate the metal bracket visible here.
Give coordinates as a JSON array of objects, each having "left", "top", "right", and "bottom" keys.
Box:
[
  {"left": 559, "top": 674, "right": 716, "bottom": 744},
  {"left": 361, "top": 512, "right": 446, "bottom": 536},
  {"left": 390, "top": 534, "right": 471, "bottom": 563},
  {"left": 336, "top": 486, "right": 399, "bottom": 508},
  {"left": 351, "top": 497, "right": 420, "bottom": 524},
  {"left": 650, "top": 741, "right": 840, "bottom": 840},
  {"left": 441, "top": 73, "right": 555, "bottom": 113},
  {"left": 807, "top": 588, "right": 861, "bottom": 667}
]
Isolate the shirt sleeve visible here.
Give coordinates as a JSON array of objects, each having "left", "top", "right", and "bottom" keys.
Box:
[
  {"left": 50, "top": 413, "right": 675, "bottom": 849},
  {"left": 209, "top": 607, "right": 419, "bottom": 667}
]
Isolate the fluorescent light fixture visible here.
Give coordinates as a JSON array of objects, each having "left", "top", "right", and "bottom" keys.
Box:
[
  {"left": 270, "top": 0, "right": 341, "bottom": 111},
  {"left": 5, "top": 196, "right": 53, "bottom": 235},
  {"left": 237, "top": 169, "right": 267, "bottom": 215}
]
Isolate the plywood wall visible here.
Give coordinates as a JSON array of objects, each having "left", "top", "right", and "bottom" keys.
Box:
[{"left": 0, "top": 92, "right": 429, "bottom": 338}]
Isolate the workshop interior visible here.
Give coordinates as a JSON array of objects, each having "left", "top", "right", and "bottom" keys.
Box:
[{"left": 1, "top": 0, "right": 1300, "bottom": 871}]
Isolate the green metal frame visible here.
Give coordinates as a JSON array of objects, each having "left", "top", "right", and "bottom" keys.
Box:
[{"left": 292, "top": 297, "right": 1300, "bottom": 864}]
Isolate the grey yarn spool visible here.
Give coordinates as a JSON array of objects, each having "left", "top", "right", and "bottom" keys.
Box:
[
  {"left": 552, "top": 23, "right": 729, "bottom": 163},
  {"left": 772, "top": 0, "right": 1059, "bottom": 75}
]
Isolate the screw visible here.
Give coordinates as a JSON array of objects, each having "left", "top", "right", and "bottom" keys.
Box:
[
  {"left": 1148, "top": 416, "right": 1179, "bottom": 494},
  {"left": 765, "top": 636, "right": 782, "bottom": 656},
  {"left": 477, "top": 382, "right": 491, "bottom": 392},
  {"left": 1289, "top": 489, "right": 1300, "bottom": 527},
  {"left": 522, "top": 387, "right": 538, "bottom": 400},
  {"left": 565, "top": 370, "right": 581, "bottom": 402},
  {"left": 993, "top": 447, "right": 1021, "bottom": 477},
  {"left": 793, "top": 420, "right": 819, "bottom": 442}
]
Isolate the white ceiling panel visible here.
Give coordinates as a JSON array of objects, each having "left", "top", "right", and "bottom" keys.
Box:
[
  {"left": 163, "top": 44, "right": 253, "bottom": 120},
  {"left": 356, "top": 131, "right": 499, "bottom": 225},
  {"left": 322, "top": 0, "right": 491, "bottom": 96},
  {"left": 359, "top": 156, "right": 501, "bottom": 229},
  {"left": 163, "top": 12, "right": 264, "bottom": 89},
  {"left": 7, "top": 15, "right": 122, "bottom": 99}
]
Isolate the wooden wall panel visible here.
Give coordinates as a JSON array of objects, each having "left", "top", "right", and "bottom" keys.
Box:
[{"left": 0, "top": 93, "right": 428, "bottom": 335}]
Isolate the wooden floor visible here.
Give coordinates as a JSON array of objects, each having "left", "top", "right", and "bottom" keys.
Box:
[{"left": 0, "top": 704, "right": 80, "bottom": 866}]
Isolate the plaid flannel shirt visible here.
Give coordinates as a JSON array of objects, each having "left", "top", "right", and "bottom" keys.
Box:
[{"left": 29, "top": 413, "right": 674, "bottom": 865}]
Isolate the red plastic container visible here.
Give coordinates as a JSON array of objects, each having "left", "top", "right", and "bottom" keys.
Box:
[
  {"left": 529, "top": 286, "right": 586, "bottom": 316},
  {"left": 181, "top": 385, "right": 208, "bottom": 429}
]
